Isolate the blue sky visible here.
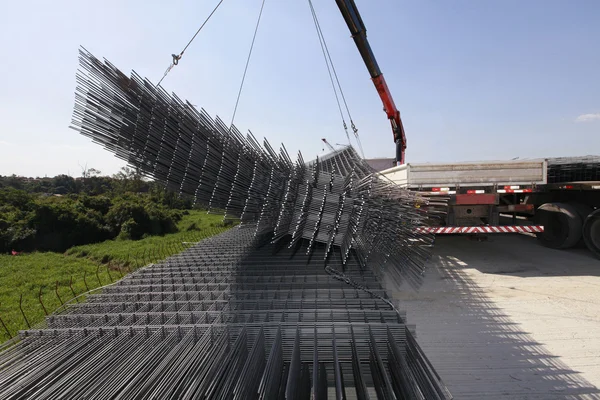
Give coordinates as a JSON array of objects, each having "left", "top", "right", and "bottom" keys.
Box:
[{"left": 0, "top": 0, "right": 598, "bottom": 177}]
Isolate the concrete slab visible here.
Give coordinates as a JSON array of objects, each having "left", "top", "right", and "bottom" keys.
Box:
[{"left": 391, "top": 234, "right": 600, "bottom": 399}]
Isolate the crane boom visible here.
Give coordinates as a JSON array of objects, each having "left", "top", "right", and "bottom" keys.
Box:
[{"left": 335, "top": 0, "right": 407, "bottom": 164}]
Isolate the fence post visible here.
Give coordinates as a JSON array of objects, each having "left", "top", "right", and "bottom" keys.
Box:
[
  {"left": 95, "top": 265, "right": 102, "bottom": 286},
  {"left": 83, "top": 271, "right": 90, "bottom": 292},
  {"left": 19, "top": 294, "right": 31, "bottom": 329},
  {"left": 69, "top": 276, "right": 79, "bottom": 303},
  {"left": 0, "top": 305, "right": 12, "bottom": 339},
  {"left": 38, "top": 286, "right": 48, "bottom": 316},
  {"left": 55, "top": 281, "right": 64, "bottom": 306}
]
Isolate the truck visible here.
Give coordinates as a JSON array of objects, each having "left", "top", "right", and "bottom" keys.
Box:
[
  {"left": 335, "top": 1, "right": 600, "bottom": 259},
  {"left": 378, "top": 156, "right": 600, "bottom": 258}
]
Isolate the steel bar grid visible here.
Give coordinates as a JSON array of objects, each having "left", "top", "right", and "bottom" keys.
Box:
[
  {"left": 547, "top": 155, "right": 600, "bottom": 183},
  {"left": 0, "top": 48, "right": 450, "bottom": 398},
  {"left": 0, "top": 226, "right": 451, "bottom": 399},
  {"left": 68, "top": 48, "right": 445, "bottom": 288}
]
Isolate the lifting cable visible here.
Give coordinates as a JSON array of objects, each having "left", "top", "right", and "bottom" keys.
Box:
[
  {"left": 230, "top": 0, "right": 267, "bottom": 129},
  {"left": 307, "top": 0, "right": 365, "bottom": 158},
  {"left": 308, "top": 1, "right": 386, "bottom": 318},
  {"left": 156, "top": 0, "right": 226, "bottom": 87}
]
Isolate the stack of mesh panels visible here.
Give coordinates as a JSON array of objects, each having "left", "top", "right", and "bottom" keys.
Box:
[
  {"left": 0, "top": 47, "right": 452, "bottom": 398},
  {"left": 69, "top": 47, "right": 441, "bottom": 288},
  {"left": 547, "top": 156, "right": 600, "bottom": 183},
  {"left": 0, "top": 227, "right": 451, "bottom": 399}
]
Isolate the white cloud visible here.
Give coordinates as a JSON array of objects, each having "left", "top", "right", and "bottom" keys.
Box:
[{"left": 575, "top": 113, "right": 600, "bottom": 122}]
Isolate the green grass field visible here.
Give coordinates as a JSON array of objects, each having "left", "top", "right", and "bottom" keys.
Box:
[
  {"left": 0, "top": 210, "right": 232, "bottom": 339},
  {"left": 66, "top": 210, "right": 230, "bottom": 267}
]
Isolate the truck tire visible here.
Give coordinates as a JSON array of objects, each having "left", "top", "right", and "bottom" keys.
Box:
[
  {"left": 535, "top": 202, "right": 582, "bottom": 249},
  {"left": 583, "top": 209, "right": 600, "bottom": 259},
  {"left": 569, "top": 202, "right": 594, "bottom": 248},
  {"left": 569, "top": 202, "right": 594, "bottom": 221}
]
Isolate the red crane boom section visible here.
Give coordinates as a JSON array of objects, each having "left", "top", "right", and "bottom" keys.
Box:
[{"left": 335, "top": 0, "right": 406, "bottom": 164}]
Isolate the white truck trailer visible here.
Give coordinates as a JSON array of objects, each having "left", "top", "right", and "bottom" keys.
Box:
[{"left": 379, "top": 156, "right": 600, "bottom": 258}]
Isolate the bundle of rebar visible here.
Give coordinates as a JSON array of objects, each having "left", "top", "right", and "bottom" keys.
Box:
[
  {"left": 70, "top": 48, "right": 438, "bottom": 286},
  {"left": 0, "top": 227, "right": 451, "bottom": 399},
  {"left": 547, "top": 155, "right": 600, "bottom": 183}
]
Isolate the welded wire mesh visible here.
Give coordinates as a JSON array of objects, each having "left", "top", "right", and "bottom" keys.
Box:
[
  {"left": 0, "top": 227, "right": 451, "bottom": 399},
  {"left": 547, "top": 156, "right": 600, "bottom": 183},
  {"left": 0, "top": 48, "right": 451, "bottom": 398},
  {"left": 70, "top": 48, "right": 443, "bottom": 287}
]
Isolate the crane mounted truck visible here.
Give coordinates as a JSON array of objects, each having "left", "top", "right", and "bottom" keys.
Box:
[
  {"left": 378, "top": 158, "right": 600, "bottom": 258},
  {"left": 337, "top": 1, "right": 600, "bottom": 259}
]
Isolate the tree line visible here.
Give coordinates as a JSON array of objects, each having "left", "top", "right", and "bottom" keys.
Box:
[{"left": 0, "top": 167, "right": 196, "bottom": 253}]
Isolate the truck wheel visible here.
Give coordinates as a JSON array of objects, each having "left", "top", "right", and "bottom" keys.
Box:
[
  {"left": 583, "top": 209, "right": 600, "bottom": 259},
  {"left": 569, "top": 202, "right": 594, "bottom": 221},
  {"left": 535, "top": 202, "right": 582, "bottom": 249},
  {"left": 569, "top": 202, "right": 594, "bottom": 248}
]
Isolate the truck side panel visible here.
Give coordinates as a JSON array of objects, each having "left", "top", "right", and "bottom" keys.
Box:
[{"left": 380, "top": 160, "right": 547, "bottom": 188}]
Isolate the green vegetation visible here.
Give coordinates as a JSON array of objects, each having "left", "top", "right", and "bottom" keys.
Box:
[
  {"left": 0, "top": 169, "right": 236, "bottom": 340},
  {"left": 66, "top": 211, "right": 231, "bottom": 267},
  {"left": 0, "top": 210, "right": 233, "bottom": 340},
  {"left": 0, "top": 186, "right": 191, "bottom": 253},
  {"left": 0, "top": 252, "right": 111, "bottom": 338}
]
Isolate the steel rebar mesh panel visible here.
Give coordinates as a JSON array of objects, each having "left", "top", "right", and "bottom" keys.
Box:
[
  {"left": 69, "top": 48, "right": 445, "bottom": 288},
  {"left": 547, "top": 155, "right": 600, "bottom": 183},
  {"left": 0, "top": 48, "right": 451, "bottom": 398},
  {"left": 0, "top": 227, "right": 451, "bottom": 399}
]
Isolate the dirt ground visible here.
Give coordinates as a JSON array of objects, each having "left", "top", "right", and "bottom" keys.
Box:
[{"left": 391, "top": 234, "right": 600, "bottom": 399}]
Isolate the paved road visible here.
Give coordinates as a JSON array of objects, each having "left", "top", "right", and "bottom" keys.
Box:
[{"left": 391, "top": 234, "right": 600, "bottom": 399}]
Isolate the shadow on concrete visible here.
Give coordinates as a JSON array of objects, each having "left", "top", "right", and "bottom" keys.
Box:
[
  {"left": 390, "top": 244, "right": 600, "bottom": 399},
  {"left": 432, "top": 234, "right": 600, "bottom": 278}
]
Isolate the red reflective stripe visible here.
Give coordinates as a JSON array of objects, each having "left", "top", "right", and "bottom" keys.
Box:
[{"left": 413, "top": 225, "right": 544, "bottom": 234}]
